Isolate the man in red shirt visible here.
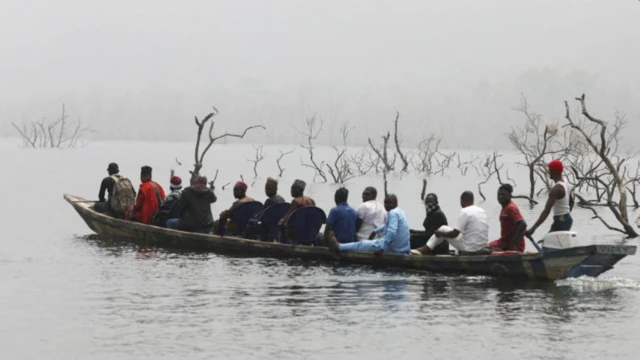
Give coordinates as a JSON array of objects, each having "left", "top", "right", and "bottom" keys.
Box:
[
  {"left": 487, "top": 184, "right": 527, "bottom": 252},
  {"left": 130, "top": 166, "right": 166, "bottom": 224}
]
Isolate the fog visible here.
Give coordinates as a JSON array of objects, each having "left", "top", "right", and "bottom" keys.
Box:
[{"left": 2, "top": 0, "right": 639, "bottom": 149}]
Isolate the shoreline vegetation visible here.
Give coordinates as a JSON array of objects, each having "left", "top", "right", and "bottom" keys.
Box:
[{"left": 11, "top": 94, "right": 640, "bottom": 237}]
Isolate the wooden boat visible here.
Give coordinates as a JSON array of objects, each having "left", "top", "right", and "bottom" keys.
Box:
[{"left": 64, "top": 194, "right": 636, "bottom": 281}]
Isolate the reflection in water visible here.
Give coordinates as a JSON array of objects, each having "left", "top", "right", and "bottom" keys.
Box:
[{"left": 60, "top": 232, "right": 640, "bottom": 359}]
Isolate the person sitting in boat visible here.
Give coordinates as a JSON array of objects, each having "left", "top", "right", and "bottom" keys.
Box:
[
  {"left": 410, "top": 193, "right": 450, "bottom": 255},
  {"left": 280, "top": 179, "right": 316, "bottom": 224},
  {"left": 411, "top": 191, "right": 488, "bottom": 255},
  {"left": 525, "top": 159, "right": 574, "bottom": 238},
  {"left": 355, "top": 186, "right": 387, "bottom": 241},
  {"left": 93, "top": 162, "right": 135, "bottom": 218},
  {"left": 485, "top": 184, "right": 527, "bottom": 252},
  {"left": 324, "top": 187, "right": 358, "bottom": 244},
  {"left": 327, "top": 194, "right": 410, "bottom": 255},
  {"left": 263, "top": 177, "right": 285, "bottom": 209},
  {"left": 153, "top": 173, "right": 183, "bottom": 227},
  {"left": 130, "top": 166, "right": 166, "bottom": 224},
  {"left": 167, "top": 175, "right": 217, "bottom": 233},
  {"left": 214, "top": 181, "right": 254, "bottom": 234}
]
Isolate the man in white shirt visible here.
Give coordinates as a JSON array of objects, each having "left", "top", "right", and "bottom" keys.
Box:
[
  {"left": 355, "top": 186, "right": 387, "bottom": 240},
  {"left": 411, "top": 191, "right": 489, "bottom": 255}
]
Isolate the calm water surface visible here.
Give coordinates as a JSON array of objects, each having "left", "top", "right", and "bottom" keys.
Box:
[{"left": 1, "top": 140, "right": 639, "bottom": 360}]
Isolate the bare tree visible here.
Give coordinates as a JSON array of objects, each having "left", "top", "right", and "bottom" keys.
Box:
[
  {"left": 392, "top": 111, "right": 411, "bottom": 172},
  {"left": 298, "top": 116, "right": 328, "bottom": 182},
  {"left": 508, "top": 95, "right": 567, "bottom": 199},
  {"left": 368, "top": 132, "right": 396, "bottom": 173},
  {"left": 348, "top": 147, "right": 376, "bottom": 176},
  {"left": 475, "top": 152, "right": 538, "bottom": 205},
  {"left": 276, "top": 148, "right": 295, "bottom": 177},
  {"left": 246, "top": 145, "right": 266, "bottom": 183},
  {"left": 326, "top": 122, "right": 356, "bottom": 184},
  {"left": 563, "top": 94, "right": 638, "bottom": 237},
  {"left": 190, "top": 106, "right": 265, "bottom": 184},
  {"left": 11, "top": 104, "right": 91, "bottom": 148}
]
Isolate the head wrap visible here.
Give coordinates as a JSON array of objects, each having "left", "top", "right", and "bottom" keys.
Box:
[
  {"left": 235, "top": 181, "right": 248, "bottom": 191},
  {"left": 170, "top": 176, "right": 182, "bottom": 191},
  {"left": 107, "top": 162, "right": 119, "bottom": 173},
  {"left": 293, "top": 179, "right": 306, "bottom": 191},
  {"left": 548, "top": 159, "right": 563, "bottom": 174},
  {"left": 141, "top": 166, "right": 152, "bottom": 176},
  {"left": 266, "top": 177, "right": 278, "bottom": 186}
]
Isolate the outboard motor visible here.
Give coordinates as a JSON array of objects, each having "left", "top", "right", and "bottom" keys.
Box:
[{"left": 540, "top": 231, "right": 579, "bottom": 252}]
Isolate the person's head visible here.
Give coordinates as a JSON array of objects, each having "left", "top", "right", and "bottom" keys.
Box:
[
  {"left": 140, "top": 166, "right": 152, "bottom": 182},
  {"left": 383, "top": 194, "right": 398, "bottom": 212},
  {"left": 265, "top": 177, "right": 278, "bottom": 197},
  {"left": 424, "top": 193, "right": 438, "bottom": 206},
  {"left": 460, "top": 191, "right": 474, "bottom": 208},
  {"left": 170, "top": 175, "right": 182, "bottom": 191},
  {"left": 362, "top": 186, "right": 377, "bottom": 202},
  {"left": 233, "top": 181, "right": 248, "bottom": 199},
  {"left": 291, "top": 179, "right": 306, "bottom": 198},
  {"left": 194, "top": 175, "right": 208, "bottom": 188},
  {"left": 335, "top": 187, "right": 349, "bottom": 205},
  {"left": 548, "top": 159, "right": 564, "bottom": 180},
  {"left": 497, "top": 184, "right": 513, "bottom": 206},
  {"left": 107, "top": 162, "right": 119, "bottom": 176}
]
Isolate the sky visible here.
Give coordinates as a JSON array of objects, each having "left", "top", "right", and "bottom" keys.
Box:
[{"left": 1, "top": 0, "right": 639, "bottom": 149}]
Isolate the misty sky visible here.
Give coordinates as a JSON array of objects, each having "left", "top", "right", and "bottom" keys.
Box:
[{"left": 2, "top": 0, "right": 639, "bottom": 149}]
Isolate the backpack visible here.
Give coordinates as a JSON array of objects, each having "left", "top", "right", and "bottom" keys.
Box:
[{"left": 109, "top": 175, "right": 136, "bottom": 213}]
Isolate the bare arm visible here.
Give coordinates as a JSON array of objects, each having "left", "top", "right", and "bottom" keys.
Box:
[{"left": 527, "top": 185, "right": 562, "bottom": 234}]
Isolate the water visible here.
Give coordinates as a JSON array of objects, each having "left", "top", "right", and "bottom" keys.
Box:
[{"left": 1, "top": 139, "right": 639, "bottom": 360}]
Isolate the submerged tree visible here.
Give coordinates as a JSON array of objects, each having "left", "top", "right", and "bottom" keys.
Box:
[
  {"left": 298, "top": 116, "right": 328, "bottom": 183},
  {"left": 563, "top": 94, "right": 639, "bottom": 238},
  {"left": 11, "top": 104, "right": 91, "bottom": 148},
  {"left": 508, "top": 95, "right": 566, "bottom": 200},
  {"left": 190, "top": 106, "right": 265, "bottom": 185}
]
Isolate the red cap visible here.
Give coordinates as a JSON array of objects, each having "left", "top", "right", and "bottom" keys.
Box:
[
  {"left": 548, "top": 159, "right": 563, "bottom": 174},
  {"left": 170, "top": 176, "right": 182, "bottom": 185},
  {"left": 235, "top": 181, "right": 248, "bottom": 190}
]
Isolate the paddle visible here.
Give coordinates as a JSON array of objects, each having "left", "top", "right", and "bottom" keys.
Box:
[{"left": 526, "top": 234, "right": 543, "bottom": 253}]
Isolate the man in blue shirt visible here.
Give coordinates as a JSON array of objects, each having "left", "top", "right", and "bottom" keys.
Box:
[
  {"left": 328, "top": 194, "right": 410, "bottom": 255},
  {"left": 324, "top": 187, "right": 358, "bottom": 243}
]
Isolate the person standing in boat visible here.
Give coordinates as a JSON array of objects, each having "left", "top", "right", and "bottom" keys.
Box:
[
  {"left": 411, "top": 191, "right": 489, "bottom": 255},
  {"left": 168, "top": 175, "right": 216, "bottom": 233},
  {"left": 324, "top": 187, "right": 358, "bottom": 244},
  {"left": 410, "top": 193, "right": 450, "bottom": 255},
  {"left": 327, "top": 194, "right": 410, "bottom": 255},
  {"left": 355, "top": 186, "right": 387, "bottom": 241},
  {"left": 525, "top": 159, "right": 574, "bottom": 238},
  {"left": 486, "top": 184, "right": 527, "bottom": 252},
  {"left": 130, "top": 166, "right": 166, "bottom": 224},
  {"left": 214, "top": 181, "right": 254, "bottom": 234}
]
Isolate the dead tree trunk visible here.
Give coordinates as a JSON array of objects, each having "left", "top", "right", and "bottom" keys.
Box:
[
  {"left": 276, "top": 149, "right": 295, "bottom": 177},
  {"left": 393, "top": 111, "right": 410, "bottom": 172},
  {"left": 368, "top": 132, "right": 395, "bottom": 173},
  {"left": 563, "top": 94, "right": 638, "bottom": 238},
  {"left": 191, "top": 106, "right": 265, "bottom": 185},
  {"left": 299, "top": 116, "right": 328, "bottom": 183}
]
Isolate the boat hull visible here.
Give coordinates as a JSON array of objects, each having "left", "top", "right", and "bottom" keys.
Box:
[{"left": 65, "top": 194, "right": 636, "bottom": 281}]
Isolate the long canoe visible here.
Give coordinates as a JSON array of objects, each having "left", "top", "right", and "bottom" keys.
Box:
[{"left": 64, "top": 194, "right": 636, "bottom": 281}]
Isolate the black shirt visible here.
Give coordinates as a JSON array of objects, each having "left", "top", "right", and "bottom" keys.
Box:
[
  {"left": 98, "top": 176, "right": 116, "bottom": 202},
  {"left": 423, "top": 208, "right": 448, "bottom": 240}
]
